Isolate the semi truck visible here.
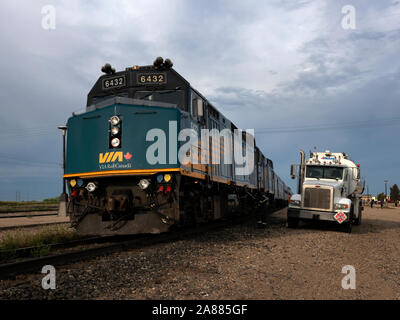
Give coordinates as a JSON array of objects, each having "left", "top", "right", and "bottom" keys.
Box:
[{"left": 288, "top": 150, "right": 365, "bottom": 233}]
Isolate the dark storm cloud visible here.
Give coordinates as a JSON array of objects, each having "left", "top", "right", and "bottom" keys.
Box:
[{"left": 0, "top": 0, "right": 399, "bottom": 199}]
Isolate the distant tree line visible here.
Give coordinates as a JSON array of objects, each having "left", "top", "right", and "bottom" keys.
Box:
[{"left": 377, "top": 184, "right": 399, "bottom": 206}]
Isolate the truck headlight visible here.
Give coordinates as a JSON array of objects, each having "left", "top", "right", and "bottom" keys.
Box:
[
  {"left": 334, "top": 203, "right": 349, "bottom": 210},
  {"left": 289, "top": 200, "right": 301, "bottom": 208}
]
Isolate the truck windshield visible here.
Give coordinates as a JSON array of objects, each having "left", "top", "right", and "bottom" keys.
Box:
[
  {"left": 306, "top": 166, "right": 343, "bottom": 180},
  {"left": 134, "top": 90, "right": 185, "bottom": 110}
]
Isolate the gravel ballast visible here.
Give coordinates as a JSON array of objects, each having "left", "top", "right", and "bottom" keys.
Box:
[{"left": 0, "top": 206, "right": 399, "bottom": 300}]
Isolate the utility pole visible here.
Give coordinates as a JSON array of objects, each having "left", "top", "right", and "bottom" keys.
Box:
[
  {"left": 384, "top": 180, "right": 388, "bottom": 203},
  {"left": 58, "top": 125, "right": 68, "bottom": 217}
]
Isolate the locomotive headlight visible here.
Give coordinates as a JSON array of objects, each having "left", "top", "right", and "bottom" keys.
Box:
[
  {"left": 111, "top": 127, "right": 119, "bottom": 135},
  {"left": 156, "top": 174, "right": 164, "bottom": 183},
  {"left": 138, "top": 179, "right": 150, "bottom": 190},
  {"left": 110, "top": 116, "right": 120, "bottom": 126},
  {"left": 164, "top": 174, "right": 172, "bottom": 183},
  {"left": 86, "top": 182, "right": 97, "bottom": 192},
  {"left": 111, "top": 138, "right": 120, "bottom": 148}
]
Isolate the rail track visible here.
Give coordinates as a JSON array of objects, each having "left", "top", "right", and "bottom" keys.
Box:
[
  {"left": 0, "top": 212, "right": 58, "bottom": 219},
  {"left": 0, "top": 215, "right": 249, "bottom": 280}
]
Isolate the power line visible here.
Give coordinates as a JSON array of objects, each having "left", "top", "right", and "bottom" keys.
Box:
[
  {"left": 0, "top": 152, "right": 61, "bottom": 167},
  {"left": 254, "top": 116, "right": 400, "bottom": 134}
]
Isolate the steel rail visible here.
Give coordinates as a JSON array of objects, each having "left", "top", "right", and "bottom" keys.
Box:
[{"left": 0, "top": 217, "right": 246, "bottom": 279}]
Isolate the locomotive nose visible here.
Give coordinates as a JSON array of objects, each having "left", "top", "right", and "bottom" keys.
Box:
[{"left": 105, "top": 189, "right": 133, "bottom": 213}]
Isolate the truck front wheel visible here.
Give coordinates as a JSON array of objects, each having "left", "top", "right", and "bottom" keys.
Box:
[
  {"left": 287, "top": 217, "right": 299, "bottom": 228},
  {"left": 343, "top": 221, "right": 352, "bottom": 233},
  {"left": 343, "top": 205, "right": 354, "bottom": 233},
  {"left": 354, "top": 210, "right": 362, "bottom": 226}
]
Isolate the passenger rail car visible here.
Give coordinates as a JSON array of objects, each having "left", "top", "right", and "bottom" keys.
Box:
[{"left": 64, "top": 58, "right": 291, "bottom": 235}]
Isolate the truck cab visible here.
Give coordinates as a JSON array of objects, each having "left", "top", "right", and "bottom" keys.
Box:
[{"left": 288, "top": 150, "right": 364, "bottom": 233}]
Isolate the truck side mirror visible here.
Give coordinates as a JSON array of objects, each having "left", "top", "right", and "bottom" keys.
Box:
[{"left": 290, "top": 164, "right": 296, "bottom": 179}]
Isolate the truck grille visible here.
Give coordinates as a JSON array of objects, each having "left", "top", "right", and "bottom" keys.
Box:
[{"left": 303, "top": 187, "right": 331, "bottom": 210}]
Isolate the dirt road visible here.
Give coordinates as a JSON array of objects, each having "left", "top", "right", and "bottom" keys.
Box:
[{"left": 0, "top": 206, "right": 399, "bottom": 300}]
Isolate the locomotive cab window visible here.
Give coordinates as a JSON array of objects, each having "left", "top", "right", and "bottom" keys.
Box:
[
  {"left": 191, "top": 91, "right": 204, "bottom": 118},
  {"left": 134, "top": 90, "right": 185, "bottom": 110},
  {"left": 191, "top": 98, "right": 204, "bottom": 118},
  {"left": 91, "top": 92, "right": 129, "bottom": 106}
]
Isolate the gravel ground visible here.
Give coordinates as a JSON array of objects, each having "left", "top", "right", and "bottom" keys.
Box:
[{"left": 0, "top": 206, "right": 399, "bottom": 300}]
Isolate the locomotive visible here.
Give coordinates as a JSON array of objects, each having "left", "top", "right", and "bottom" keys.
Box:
[{"left": 64, "top": 57, "right": 292, "bottom": 235}]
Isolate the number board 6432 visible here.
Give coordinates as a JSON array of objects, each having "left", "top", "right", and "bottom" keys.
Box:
[
  {"left": 137, "top": 73, "right": 167, "bottom": 85},
  {"left": 102, "top": 75, "right": 126, "bottom": 90}
]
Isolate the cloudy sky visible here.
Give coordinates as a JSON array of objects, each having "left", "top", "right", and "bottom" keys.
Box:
[{"left": 0, "top": 0, "right": 399, "bottom": 200}]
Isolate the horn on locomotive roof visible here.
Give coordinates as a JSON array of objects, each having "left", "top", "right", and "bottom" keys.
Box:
[
  {"left": 153, "top": 56, "right": 164, "bottom": 68},
  {"left": 101, "top": 63, "right": 116, "bottom": 75},
  {"left": 164, "top": 58, "right": 173, "bottom": 69},
  {"left": 153, "top": 57, "right": 173, "bottom": 70}
]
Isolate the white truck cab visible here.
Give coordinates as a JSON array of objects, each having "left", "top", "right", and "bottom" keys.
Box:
[{"left": 288, "top": 150, "right": 364, "bottom": 233}]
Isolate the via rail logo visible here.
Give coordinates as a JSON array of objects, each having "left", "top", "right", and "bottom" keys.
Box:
[{"left": 98, "top": 151, "right": 133, "bottom": 170}]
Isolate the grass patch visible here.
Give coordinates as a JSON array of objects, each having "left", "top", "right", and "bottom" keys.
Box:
[
  {"left": 0, "top": 224, "right": 79, "bottom": 262},
  {"left": 0, "top": 199, "right": 59, "bottom": 213}
]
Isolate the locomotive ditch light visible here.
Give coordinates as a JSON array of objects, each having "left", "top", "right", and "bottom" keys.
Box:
[
  {"left": 86, "top": 182, "right": 97, "bottom": 192},
  {"left": 110, "top": 116, "right": 120, "bottom": 126},
  {"left": 138, "top": 179, "right": 150, "bottom": 190},
  {"left": 111, "top": 138, "right": 121, "bottom": 148}
]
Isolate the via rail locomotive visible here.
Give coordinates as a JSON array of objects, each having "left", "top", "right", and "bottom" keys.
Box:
[{"left": 64, "top": 58, "right": 292, "bottom": 235}]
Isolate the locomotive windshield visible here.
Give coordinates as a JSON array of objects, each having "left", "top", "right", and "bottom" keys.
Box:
[
  {"left": 90, "top": 92, "right": 129, "bottom": 106},
  {"left": 306, "top": 166, "right": 343, "bottom": 180},
  {"left": 134, "top": 90, "right": 185, "bottom": 110}
]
